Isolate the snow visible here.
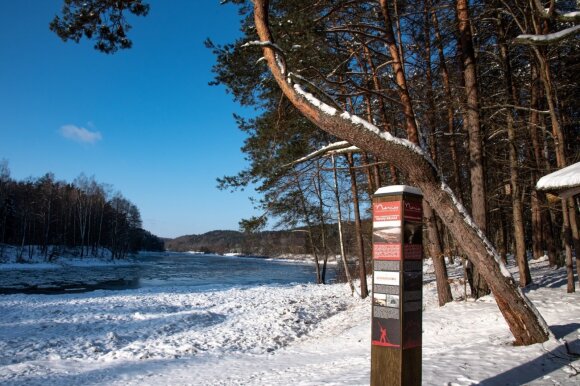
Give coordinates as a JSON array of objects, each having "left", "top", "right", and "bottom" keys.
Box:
[
  {"left": 515, "top": 25, "right": 580, "bottom": 44},
  {"left": 536, "top": 162, "right": 580, "bottom": 190},
  {"left": 375, "top": 185, "right": 422, "bottom": 196},
  {"left": 1, "top": 258, "right": 579, "bottom": 385},
  {"left": 241, "top": 40, "right": 284, "bottom": 53},
  {"left": 287, "top": 140, "right": 353, "bottom": 167},
  {"left": 293, "top": 83, "right": 337, "bottom": 116},
  {"left": 328, "top": 145, "right": 361, "bottom": 155},
  {"left": 244, "top": 40, "right": 286, "bottom": 74}
]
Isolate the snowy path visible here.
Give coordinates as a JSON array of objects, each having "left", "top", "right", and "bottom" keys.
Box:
[{"left": 1, "top": 258, "right": 579, "bottom": 385}]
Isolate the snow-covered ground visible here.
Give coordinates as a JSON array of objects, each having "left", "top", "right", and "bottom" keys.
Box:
[{"left": 0, "top": 257, "right": 578, "bottom": 385}]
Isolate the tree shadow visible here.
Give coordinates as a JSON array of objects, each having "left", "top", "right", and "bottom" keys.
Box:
[
  {"left": 551, "top": 323, "right": 580, "bottom": 340},
  {"left": 2, "top": 356, "right": 197, "bottom": 386},
  {"left": 480, "top": 329, "right": 579, "bottom": 385}
]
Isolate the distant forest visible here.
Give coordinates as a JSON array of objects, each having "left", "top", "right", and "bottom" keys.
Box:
[{"left": 0, "top": 161, "right": 164, "bottom": 261}]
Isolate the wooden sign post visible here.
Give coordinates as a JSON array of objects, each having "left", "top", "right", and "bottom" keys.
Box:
[{"left": 371, "top": 185, "right": 423, "bottom": 386}]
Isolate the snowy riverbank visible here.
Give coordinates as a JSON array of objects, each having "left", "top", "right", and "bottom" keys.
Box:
[
  {"left": 0, "top": 245, "right": 139, "bottom": 270},
  {"left": 0, "top": 258, "right": 578, "bottom": 385},
  {"left": 0, "top": 245, "right": 319, "bottom": 270}
]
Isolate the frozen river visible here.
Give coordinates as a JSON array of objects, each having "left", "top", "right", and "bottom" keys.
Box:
[{"left": 0, "top": 252, "right": 335, "bottom": 294}]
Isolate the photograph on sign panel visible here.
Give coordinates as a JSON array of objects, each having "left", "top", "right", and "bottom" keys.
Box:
[
  {"left": 373, "top": 293, "right": 387, "bottom": 307},
  {"left": 373, "top": 227, "right": 401, "bottom": 243},
  {"left": 403, "top": 222, "right": 422, "bottom": 244},
  {"left": 386, "top": 294, "right": 400, "bottom": 308}
]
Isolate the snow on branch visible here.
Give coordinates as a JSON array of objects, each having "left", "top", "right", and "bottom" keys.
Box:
[
  {"left": 557, "top": 11, "right": 580, "bottom": 22},
  {"left": 532, "top": 0, "right": 580, "bottom": 22},
  {"left": 242, "top": 40, "right": 287, "bottom": 74},
  {"left": 284, "top": 141, "right": 354, "bottom": 168},
  {"left": 242, "top": 40, "right": 285, "bottom": 54},
  {"left": 288, "top": 72, "right": 341, "bottom": 111},
  {"left": 514, "top": 24, "right": 580, "bottom": 45},
  {"left": 327, "top": 146, "right": 361, "bottom": 155}
]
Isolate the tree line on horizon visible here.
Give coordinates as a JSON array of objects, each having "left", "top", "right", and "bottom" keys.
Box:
[{"left": 0, "top": 160, "right": 164, "bottom": 262}]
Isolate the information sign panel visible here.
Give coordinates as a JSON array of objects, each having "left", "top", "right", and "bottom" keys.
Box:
[{"left": 371, "top": 186, "right": 423, "bottom": 386}]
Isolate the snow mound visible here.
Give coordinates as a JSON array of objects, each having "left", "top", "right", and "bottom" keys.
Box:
[
  {"left": 0, "top": 283, "right": 357, "bottom": 368},
  {"left": 536, "top": 162, "right": 580, "bottom": 190}
]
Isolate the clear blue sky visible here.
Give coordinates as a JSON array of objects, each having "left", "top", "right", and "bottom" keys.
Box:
[{"left": 0, "top": 1, "right": 259, "bottom": 238}]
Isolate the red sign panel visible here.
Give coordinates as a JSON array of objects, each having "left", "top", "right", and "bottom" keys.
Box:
[
  {"left": 403, "top": 200, "right": 422, "bottom": 221},
  {"left": 373, "top": 243, "right": 401, "bottom": 260},
  {"left": 373, "top": 201, "right": 401, "bottom": 222}
]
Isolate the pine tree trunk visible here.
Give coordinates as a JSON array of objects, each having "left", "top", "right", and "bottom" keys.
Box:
[
  {"left": 432, "top": 8, "right": 462, "bottom": 201},
  {"left": 497, "top": 211, "right": 508, "bottom": 265},
  {"left": 567, "top": 197, "right": 580, "bottom": 292},
  {"left": 455, "top": 0, "right": 490, "bottom": 297},
  {"left": 423, "top": 0, "right": 453, "bottom": 305},
  {"left": 530, "top": 187, "right": 543, "bottom": 259},
  {"left": 528, "top": 67, "right": 544, "bottom": 260},
  {"left": 361, "top": 41, "right": 398, "bottom": 184},
  {"left": 347, "top": 153, "right": 368, "bottom": 298},
  {"left": 378, "top": 0, "right": 453, "bottom": 304},
  {"left": 497, "top": 18, "right": 532, "bottom": 286},
  {"left": 533, "top": 47, "right": 575, "bottom": 291},
  {"left": 425, "top": 203, "right": 453, "bottom": 306},
  {"left": 315, "top": 164, "right": 329, "bottom": 284},
  {"left": 332, "top": 155, "right": 355, "bottom": 294},
  {"left": 568, "top": 198, "right": 580, "bottom": 279},
  {"left": 295, "top": 174, "right": 322, "bottom": 284},
  {"left": 377, "top": 0, "right": 418, "bottom": 143},
  {"left": 562, "top": 199, "right": 575, "bottom": 293}
]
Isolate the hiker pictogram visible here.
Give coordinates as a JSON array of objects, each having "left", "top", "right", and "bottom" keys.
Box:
[{"left": 378, "top": 320, "right": 389, "bottom": 344}]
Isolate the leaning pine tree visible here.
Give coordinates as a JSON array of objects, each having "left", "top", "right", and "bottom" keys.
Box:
[{"left": 252, "top": 0, "right": 550, "bottom": 346}]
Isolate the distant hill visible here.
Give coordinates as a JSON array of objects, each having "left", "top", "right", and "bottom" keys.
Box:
[
  {"left": 165, "top": 229, "right": 309, "bottom": 256},
  {"left": 165, "top": 221, "right": 374, "bottom": 258}
]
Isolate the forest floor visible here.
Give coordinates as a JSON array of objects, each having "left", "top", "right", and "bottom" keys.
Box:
[{"left": 0, "top": 254, "right": 578, "bottom": 385}]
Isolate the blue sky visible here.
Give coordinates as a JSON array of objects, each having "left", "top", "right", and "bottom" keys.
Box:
[{"left": 0, "top": 1, "right": 259, "bottom": 238}]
